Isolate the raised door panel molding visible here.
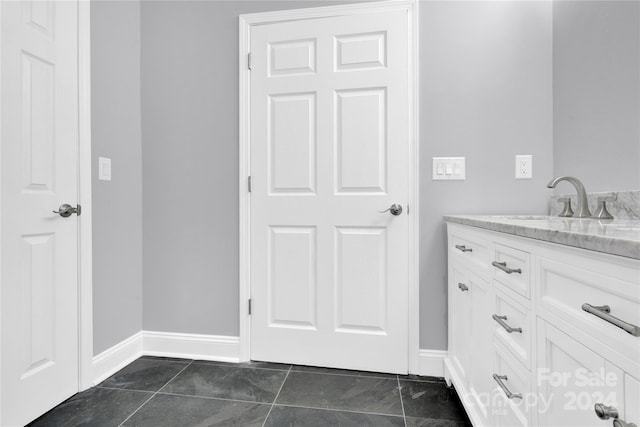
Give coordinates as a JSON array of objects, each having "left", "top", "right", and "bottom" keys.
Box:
[
  {"left": 268, "top": 227, "right": 317, "bottom": 330},
  {"left": 268, "top": 39, "right": 316, "bottom": 77},
  {"left": 335, "top": 32, "right": 386, "bottom": 71}
]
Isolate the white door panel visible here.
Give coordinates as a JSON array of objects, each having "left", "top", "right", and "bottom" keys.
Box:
[
  {"left": 250, "top": 10, "right": 409, "bottom": 373},
  {"left": 1, "top": 1, "right": 80, "bottom": 425}
]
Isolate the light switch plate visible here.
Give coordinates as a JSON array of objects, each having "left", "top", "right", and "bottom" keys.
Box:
[
  {"left": 98, "top": 157, "right": 111, "bottom": 181},
  {"left": 433, "top": 157, "right": 465, "bottom": 180}
]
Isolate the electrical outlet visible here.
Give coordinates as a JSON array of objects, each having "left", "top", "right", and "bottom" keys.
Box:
[{"left": 515, "top": 155, "right": 532, "bottom": 179}]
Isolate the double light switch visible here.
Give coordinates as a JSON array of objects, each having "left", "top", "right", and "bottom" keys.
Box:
[{"left": 432, "top": 157, "right": 465, "bottom": 180}]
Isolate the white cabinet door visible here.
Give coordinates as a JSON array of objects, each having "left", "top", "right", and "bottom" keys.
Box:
[
  {"left": 468, "top": 273, "right": 493, "bottom": 423},
  {"left": 537, "top": 319, "right": 624, "bottom": 427},
  {"left": 449, "top": 264, "right": 472, "bottom": 383},
  {"left": 1, "top": 1, "right": 80, "bottom": 425},
  {"left": 249, "top": 10, "right": 410, "bottom": 373}
]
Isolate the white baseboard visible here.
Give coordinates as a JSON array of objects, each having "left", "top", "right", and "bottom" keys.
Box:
[
  {"left": 93, "top": 334, "right": 439, "bottom": 384},
  {"left": 143, "top": 331, "right": 240, "bottom": 363},
  {"left": 92, "top": 331, "right": 240, "bottom": 385},
  {"left": 92, "top": 331, "right": 143, "bottom": 385},
  {"left": 417, "top": 349, "right": 447, "bottom": 377}
]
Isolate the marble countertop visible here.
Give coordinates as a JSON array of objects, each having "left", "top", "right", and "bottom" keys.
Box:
[{"left": 444, "top": 215, "right": 640, "bottom": 260}]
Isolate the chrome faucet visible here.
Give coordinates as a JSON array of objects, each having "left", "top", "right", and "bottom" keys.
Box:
[{"left": 546, "top": 176, "right": 592, "bottom": 218}]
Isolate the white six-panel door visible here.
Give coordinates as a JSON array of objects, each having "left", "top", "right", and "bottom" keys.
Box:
[
  {"left": 1, "top": 1, "right": 80, "bottom": 425},
  {"left": 249, "top": 10, "right": 410, "bottom": 374}
]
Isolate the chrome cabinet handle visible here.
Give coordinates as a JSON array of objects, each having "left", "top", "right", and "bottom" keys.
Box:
[
  {"left": 493, "top": 374, "right": 522, "bottom": 400},
  {"left": 53, "top": 203, "right": 81, "bottom": 217},
  {"left": 455, "top": 245, "right": 472, "bottom": 253},
  {"left": 594, "top": 403, "right": 638, "bottom": 427},
  {"left": 492, "top": 261, "right": 522, "bottom": 274},
  {"left": 582, "top": 303, "right": 640, "bottom": 337},
  {"left": 378, "top": 204, "right": 403, "bottom": 216},
  {"left": 458, "top": 283, "right": 469, "bottom": 292},
  {"left": 492, "top": 315, "right": 523, "bottom": 333},
  {"left": 613, "top": 419, "right": 638, "bottom": 427},
  {"left": 595, "top": 403, "right": 619, "bottom": 420}
]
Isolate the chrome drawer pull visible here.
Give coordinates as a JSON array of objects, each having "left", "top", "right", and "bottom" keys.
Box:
[
  {"left": 594, "top": 403, "right": 619, "bottom": 420},
  {"left": 458, "top": 283, "right": 469, "bottom": 292},
  {"left": 492, "top": 314, "right": 523, "bottom": 333},
  {"left": 582, "top": 303, "right": 640, "bottom": 337},
  {"left": 455, "top": 244, "right": 472, "bottom": 253},
  {"left": 594, "top": 403, "right": 638, "bottom": 427},
  {"left": 613, "top": 419, "right": 638, "bottom": 427},
  {"left": 493, "top": 374, "right": 522, "bottom": 400},
  {"left": 492, "top": 261, "right": 522, "bottom": 274}
]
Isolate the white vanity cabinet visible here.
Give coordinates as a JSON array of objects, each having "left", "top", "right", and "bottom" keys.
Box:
[{"left": 445, "top": 221, "right": 640, "bottom": 427}]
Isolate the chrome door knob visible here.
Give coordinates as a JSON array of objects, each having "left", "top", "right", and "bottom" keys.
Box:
[
  {"left": 53, "top": 204, "right": 80, "bottom": 217},
  {"left": 378, "top": 204, "right": 403, "bottom": 216}
]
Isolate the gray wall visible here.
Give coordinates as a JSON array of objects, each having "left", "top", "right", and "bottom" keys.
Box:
[
  {"left": 140, "top": 0, "right": 553, "bottom": 349},
  {"left": 553, "top": 1, "right": 640, "bottom": 192},
  {"left": 91, "top": 0, "right": 143, "bottom": 354},
  {"left": 140, "top": 0, "right": 367, "bottom": 336},
  {"left": 420, "top": 1, "right": 553, "bottom": 348}
]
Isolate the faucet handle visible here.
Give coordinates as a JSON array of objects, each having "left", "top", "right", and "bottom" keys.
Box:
[
  {"left": 593, "top": 195, "right": 615, "bottom": 220},
  {"left": 558, "top": 197, "right": 574, "bottom": 217},
  {"left": 598, "top": 195, "right": 616, "bottom": 203}
]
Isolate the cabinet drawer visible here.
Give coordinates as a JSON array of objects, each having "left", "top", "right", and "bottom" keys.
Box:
[
  {"left": 537, "top": 256, "right": 640, "bottom": 364},
  {"left": 493, "top": 284, "right": 532, "bottom": 369},
  {"left": 492, "top": 243, "right": 531, "bottom": 298},
  {"left": 537, "top": 319, "right": 624, "bottom": 427},
  {"left": 449, "top": 227, "right": 490, "bottom": 274},
  {"left": 492, "top": 341, "right": 531, "bottom": 427}
]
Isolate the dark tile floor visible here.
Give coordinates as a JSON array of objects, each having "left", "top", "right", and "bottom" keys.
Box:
[{"left": 28, "top": 356, "right": 472, "bottom": 427}]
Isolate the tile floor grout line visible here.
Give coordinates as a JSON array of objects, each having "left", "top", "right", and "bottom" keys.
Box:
[
  {"left": 287, "top": 369, "right": 397, "bottom": 381},
  {"left": 156, "top": 359, "right": 195, "bottom": 394},
  {"left": 117, "top": 360, "right": 194, "bottom": 427},
  {"left": 190, "top": 361, "right": 292, "bottom": 372},
  {"left": 398, "top": 377, "right": 446, "bottom": 384},
  {"left": 270, "top": 402, "right": 406, "bottom": 419},
  {"left": 155, "top": 390, "right": 272, "bottom": 406},
  {"left": 261, "top": 365, "right": 292, "bottom": 427},
  {"left": 96, "top": 386, "right": 155, "bottom": 394},
  {"left": 397, "top": 375, "right": 408, "bottom": 427}
]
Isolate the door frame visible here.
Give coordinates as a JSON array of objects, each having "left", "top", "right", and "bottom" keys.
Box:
[
  {"left": 238, "top": 0, "right": 420, "bottom": 373},
  {"left": 0, "top": 2, "right": 94, "bottom": 418},
  {"left": 78, "top": 0, "right": 94, "bottom": 392}
]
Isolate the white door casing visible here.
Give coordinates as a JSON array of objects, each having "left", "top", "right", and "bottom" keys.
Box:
[
  {"left": 0, "top": 1, "right": 91, "bottom": 424},
  {"left": 243, "top": 3, "right": 417, "bottom": 374}
]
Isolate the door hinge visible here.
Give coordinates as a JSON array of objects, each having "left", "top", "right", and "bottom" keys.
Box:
[
  {"left": 248, "top": 176, "right": 252, "bottom": 193},
  {"left": 248, "top": 53, "right": 252, "bottom": 70},
  {"left": 248, "top": 298, "right": 252, "bottom": 315},
  {"left": 406, "top": 204, "right": 409, "bottom": 215}
]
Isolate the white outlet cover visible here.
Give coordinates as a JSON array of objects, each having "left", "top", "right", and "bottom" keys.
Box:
[{"left": 515, "top": 154, "right": 532, "bottom": 179}]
